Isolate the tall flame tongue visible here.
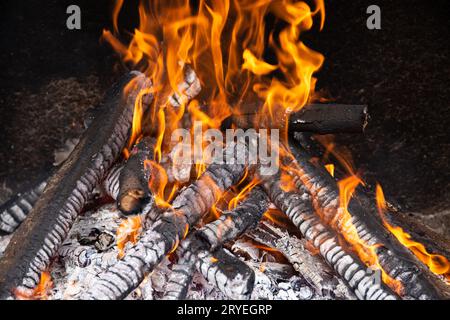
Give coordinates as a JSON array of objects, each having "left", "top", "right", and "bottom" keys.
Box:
[
  {"left": 104, "top": 0, "right": 325, "bottom": 147},
  {"left": 336, "top": 176, "right": 404, "bottom": 294},
  {"left": 376, "top": 184, "right": 450, "bottom": 283}
]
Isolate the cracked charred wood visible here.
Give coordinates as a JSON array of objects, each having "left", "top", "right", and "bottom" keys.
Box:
[
  {"left": 196, "top": 248, "right": 255, "bottom": 299},
  {"left": 196, "top": 186, "right": 269, "bottom": 250},
  {"left": 163, "top": 254, "right": 196, "bottom": 300},
  {"left": 0, "top": 72, "right": 153, "bottom": 299},
  {"left": 82, "top": 139, "right": 254, "bottom": 300},
  {"left": 287, "top": 140, "right": 444, "bottom": 299},
  {"left": 164, "top": 239, "right": 255, "bottom": 300},
  {"left": 102, "top": 163, "right": 123, "bottom": 201},
  {"left": 0, "top": 180, "right": 47, "bottom": 235},
  {"left": 247, "top": 221, "right": 355, "bottom": 299},
  {"left": 117, "top": 137, "right": 155, "bottom": 216},
  {"left": 258, "top": 167, "right": 398, "bottom": 300},
  {"left": 164, "top": 188, "right": 268, "bottom": 300},
  {"left": 231, "top": 103, "right": 368, "bottom": 134}
]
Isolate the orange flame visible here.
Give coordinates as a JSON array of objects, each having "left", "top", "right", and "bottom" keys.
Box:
[
  {"left": 324, "top": 163, "right": 335, "bottom": 177},
  {"left": 14, "top": 271, "right": 53, "bottom": 300},
  {"left": 145, "top": 160, "right": 178, "bottom": 208},
  {"left": 228, "top": 177, "right": 260, "bottom": 210},
  {"left": 103, "top": 0, "right": 326, "bottom": 160},
  {"left": 336, "top": 175, "right": 403, "bottom": 294},
  {"left": 376, "top": 184, "right": 450, "bottom": 283},
  {"left": 116, "top": 215, "right": 143, "bottom": 259}
]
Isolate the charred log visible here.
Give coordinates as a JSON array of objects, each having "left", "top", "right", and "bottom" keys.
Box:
[
  {"left": 231, "top": 103, "right": 368, "bottom": 134},
  {"left": 117, "top": 137, "right": 155, "bottom": 215},
  {"left": 0, "top": 72, "right": 152, "bottom": 299},
  {"left": 82, "top": 139, "right": 254, "bottom": 300}
]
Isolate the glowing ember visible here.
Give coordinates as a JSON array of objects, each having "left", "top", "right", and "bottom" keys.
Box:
[
  {"left": 336, "top": 175, "right": 403, "bottom": 294},
  {"left": 116, "top": 215, "right": 143, "bottom": 259},
  {"left": 14, "top": 271, "right": 53, "bottom": 300},
  {"left": 376, "top": 184, "right": 450, "bottom": 283}
]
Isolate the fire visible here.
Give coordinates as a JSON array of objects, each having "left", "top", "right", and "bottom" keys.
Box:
[
  {"left": 104, "top": 0, "right": 326, "bottom": 162},
  {"left": 228, "top": 177, "right": 260, "bottom": 210},
  {"left": 116, "top": 215, "right": 143, "bottom": 259},
  {"left": 317, "top": 135, "right": 356, "bottom": 176},
  {"left": 376, "top": 184, "right": 450, "bottom": 283},
  {"left": 14, "top": 271, "right": 53, "bottom": 300},
  {"left": 324, "top": 163, "right": 334, "bottom": 177},
  {"left": 336, "top": 175, "right": 403, "bottom": 294},
  {"left": 145, "top": 160, "right": 179, "bottom": 208}
]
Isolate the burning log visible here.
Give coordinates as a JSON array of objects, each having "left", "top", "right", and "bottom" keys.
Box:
[
  {"left": 287, "top": 140, "right": 444, "bottom": 299},
  {"left": 257, "top": 166, "right": 398, "bottom": 300},
  {"left": 117, "top": 137, "right": 155, "bottom": 215},
  {"left": 0, "top": 72, "right": 153, "bottom": 299},
  {"left": 0, "top": 180, "right": 47, "bottom": 235},
  {"left": 247, "top": 221, "right": 355, "bottom": 299},
  {"left": 82, "top": 139, "right": 254, "bottom": 300},
  {"left": 231, "top": 103, "right": 368, "bottom": 134}
]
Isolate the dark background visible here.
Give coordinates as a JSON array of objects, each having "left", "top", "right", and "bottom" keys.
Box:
[{"left": 0, "top": 1, "right": 448, "bottom": 227}]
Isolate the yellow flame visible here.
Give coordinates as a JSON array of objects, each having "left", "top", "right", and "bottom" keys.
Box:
[{"left": 376, "top": 184, "right": 450, "bottom": 283}]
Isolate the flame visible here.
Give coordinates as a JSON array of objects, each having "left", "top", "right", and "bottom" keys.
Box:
[
  {"left": 376, "top": 184, "right": 450, "bottom": 282},
  {"left": 336, "top": 175, "right": 403, "bottom": 294},
  {"left": 228, "top": 177, "right": 260, "bottom": 210},
  {"left": 242, "top": 49, "right": 278, "bottom": 75},
  {"left": 14, "top": 271, "right": 53, "bottom": 300},
  {"left": 324, "top": 163, "right": 334, "bottom": 177},
  {"left": 116, "top": 215, "right": 143, "bottom": 259},
  {"left": 145, "top": 160, "right": 178, "bottom": 208}
]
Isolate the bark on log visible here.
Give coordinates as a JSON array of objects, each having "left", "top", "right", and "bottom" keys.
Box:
[
  {"left": 117, "top": 137, "right": 155, "bottom": 216},
  {"left": 231, "top": 103, "right": 368, "bottom": 134},
  {"left": 257, "top": 166, "right": 398, "bottom": 300},
  {"left": 287, "top": 139, "right": 444, "bottom": 299},
  {"left": 82, "top": 139, "right": 254, "bottom": 300},
  {"left": 0, "top": 72, "right": 152, "bottom": 299}
]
